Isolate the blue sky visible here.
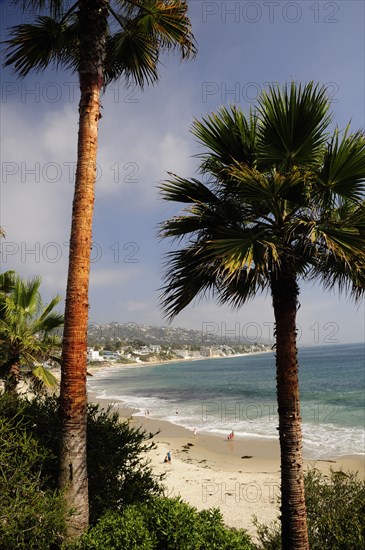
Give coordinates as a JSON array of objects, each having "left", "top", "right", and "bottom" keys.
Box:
[{"left": 1, "top": 0, "right": 364, "bottom": 345}]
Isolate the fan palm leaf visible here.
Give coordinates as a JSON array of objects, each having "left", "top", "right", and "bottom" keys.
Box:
[
  {"left": 257, "top": 81, "right": 332, "bottom": 170},
  {"left": 3, "top": 16, "right": 79, "bottom": 76},
  {"left": 0, "top": 274, "right": 63, "bottom": 393}
]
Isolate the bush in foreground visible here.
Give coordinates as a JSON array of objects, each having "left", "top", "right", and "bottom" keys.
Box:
[
  {"left": 0, "top": 415, "right": 67, "bottom": 549},
  {"left": 68, "top": 497, "right": 254, "bottom": 550},
  {"left": 254, "top": 468, "right": 365, "bottom": 549},
  {"left": 0, "top": 393, "right": 162, "bottom": 525}
]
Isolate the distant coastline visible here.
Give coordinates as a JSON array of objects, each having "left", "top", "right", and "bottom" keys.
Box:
[{"left": 85, "top": 348, "right": 274, "bottom": 374}]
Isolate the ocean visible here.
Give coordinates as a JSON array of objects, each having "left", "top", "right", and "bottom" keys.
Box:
[{"left": 87, "top": 343, "right": 365, "bottom": 459}]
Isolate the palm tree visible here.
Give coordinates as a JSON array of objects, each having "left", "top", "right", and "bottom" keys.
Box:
[
  {"left": 4, "top": 0, "right": 195, "bottom": 536},
  {"left": 159, "top": 82, "right": 365, "bottom": 550},
  {"left": 0, "top": 274, "right": 64, "bottom": 394}
]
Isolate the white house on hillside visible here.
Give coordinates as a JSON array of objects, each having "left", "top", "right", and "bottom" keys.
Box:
[{"left": 87, "top": 348, "right": 103, "bottom": 362}]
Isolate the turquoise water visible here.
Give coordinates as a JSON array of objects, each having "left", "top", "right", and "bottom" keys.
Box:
[{"left": 88, "top": 343, "right": 365, "bottom": 459}]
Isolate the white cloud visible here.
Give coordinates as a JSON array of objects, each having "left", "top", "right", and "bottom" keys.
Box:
[
  {"left": 126, "top": 300, "right": 151, "bottom": 312},
  {"left": 89, "top": 266, "right": 140, "bottom": 288}
]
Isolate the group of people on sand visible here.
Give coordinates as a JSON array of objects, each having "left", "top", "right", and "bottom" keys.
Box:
[{"left": 164, "top": 451, "right": 172, "bottom": 463}]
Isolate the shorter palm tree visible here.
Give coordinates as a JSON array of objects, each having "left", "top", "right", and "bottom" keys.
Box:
[
  {"left": 0, "top": 275, "right": 64, "bottom": 394},
  {"left": 159, "top": 82, "right": 365, "bottom": 549}
]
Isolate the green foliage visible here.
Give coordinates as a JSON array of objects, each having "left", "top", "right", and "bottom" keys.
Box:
[
  {"left": 67, "top": 497, "right": 254, "bottom": 550},
  {"left": 0, "top": 394, "right": 253, "bottom": 549},
  {"left": 197, "top": 508, "right": 254, "bottom": 549},
  {"left": 254, "top": 468, "right": 365, "bottom": 549},
  {"left": 0, "top": 274, "right": 63, "bottom": 393},
  {"left": 0, "top": 393, "right": 162, "bottom": 526},
  {"left": 66, "top": 508, "right": 156, "bottom": 550},
  {"left": 305, "top": 468, "right": 365, "bottom": 549},
  {"left": 142, "top": 497, "right": 201, "bottom": 549},
  {"left": 86, "top": 403, "right": 162, "bottom": 523},
  {"left": 0, "top": 413, "right": 67, "bottom": 549},
  {"left": 4, "top": 0, "right": 196, "bottom": 87},
  {"left": 159, "top": 82, "right": 365, "bottom": 320}
]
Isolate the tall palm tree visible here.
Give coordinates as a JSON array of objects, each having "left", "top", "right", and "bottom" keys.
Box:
[
  {"left": 4, "top": 0, "right": 195, "bottom": 537},
  {"left": 0, "top": 274, "right": 64, "bottom": 394},
  {"left": 159, "top": 82, "right": 365, "bottom": 550}
]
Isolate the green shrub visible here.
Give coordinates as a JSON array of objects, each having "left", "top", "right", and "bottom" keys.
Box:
[
  {"left": 142, "top": 496, "right": 200, "bottom": 549},
  {"left": 142, "top": 497, "right": 253, "bottom": 549},
  {"left": 0, "top": 415, "right": 67, "bottom": 549},
  {"left": 197, "top": 508, "right": 254, "bottom": 549},
  {"left": 87, "top": 403, "right": 163, "bottom": 522},
  {"left": 254, "top": 468, "right": 365, "bottom": 549},
  {"left": 0, "top": 393, "right": 163, "bottom": 524},
  {"left": 68, "top": 508, "right": 156, "bottom": 550},
  {"left": 68, "top": 497, "right": 254, "bottom": 550},
  {"left": 305, "top": 468, "right": 365, "bottom": 549}
]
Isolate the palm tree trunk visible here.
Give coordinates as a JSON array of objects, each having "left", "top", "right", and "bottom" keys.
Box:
[
  {"left": 271, "top": 264, "right": 309, "bottom": 550},
  {"left": 59, "top": 0, "right": 108, "bottom": 540},
  {"left": 4, "top": 357, "right": 20, "bottom": 395}
]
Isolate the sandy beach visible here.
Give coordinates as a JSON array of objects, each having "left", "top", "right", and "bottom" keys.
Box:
[{"left": 89, "top": 392, "right": 365, "bottom": 538}]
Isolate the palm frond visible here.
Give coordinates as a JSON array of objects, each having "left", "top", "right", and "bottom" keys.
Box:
[
  {"left": 11, "top": 276, "right": 41, "bottom": 315},
  {"left": 160, "top": 246, "right": 218, "bottom": 320},
  {"left": 258, "top": 81, "right": 332, "bottom": 170},
  {"left": 105, "top": 26, "right": 159, "bottom": 86},
  {"left": 11, "top": 0, "right": 69, "bottom": 19},
  {"left": 311, "top": 252, "right": 365, "bottom": 301},
  {"left": 38, "top": 295, "right": 62, "bottom": 323},
  {"left": 317, "top": 223, "right": 365, "bottom": 258},
  {"left": 0, "top": 274, "right": 64, "bottom": 392},
  {"left": 217, "top": 268, "right": 268, "bottom": 309},
  {"left": 159, "top": 175, "right": 219, "bottom": 204},
  {"left": 133, "top": 0, "right": 196, "bottom": 59},
  {"left": 105, "top": 0, "right": 195, "bottom": 86},
  {"left": 31, "top": 364, "right": 59, "bottom": 388},
  {"left": 3, "top": 15, "right": 78, "bottom": 77},
  {"left": 35, "top": 311, "right": 64, "bottom": 333},
  {"left": 317, "top": 126, "right": 365, "bottom": 203},
  {"left": 192, "top": 106, "right": 258, "bottom": 169}
]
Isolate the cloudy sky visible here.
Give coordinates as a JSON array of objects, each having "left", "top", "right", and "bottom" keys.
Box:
[{"left": 1, "top": 0, "right": 364, "bottom": 345}]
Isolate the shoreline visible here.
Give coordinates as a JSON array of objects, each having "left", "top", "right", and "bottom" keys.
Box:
[
  {"left": 85, "top": 349, "right": 274, "bottom": 374},
  {"left": 89, "top": 391, "right": 365, "bottom": 537}
]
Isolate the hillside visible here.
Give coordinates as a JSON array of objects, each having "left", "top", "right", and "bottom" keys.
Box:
[{"left": 87, "top": 322, "right": 270, "bottom": 348}]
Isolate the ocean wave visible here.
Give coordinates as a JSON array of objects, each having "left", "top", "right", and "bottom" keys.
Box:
[{"left": 87, "top": 386, "right": 364, "bottom": 459}]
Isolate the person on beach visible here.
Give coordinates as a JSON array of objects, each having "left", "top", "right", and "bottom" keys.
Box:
[
  {"left": 193, "top": 427, "right": 197, "bottom": 437},
  {"left": 167, "top": 451, "right": 172, "bottom": 462}
]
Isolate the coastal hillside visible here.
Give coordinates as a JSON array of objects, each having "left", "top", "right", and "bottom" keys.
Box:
[{"left": 87, "top": 322, "right": 271, "bottom": 349}]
